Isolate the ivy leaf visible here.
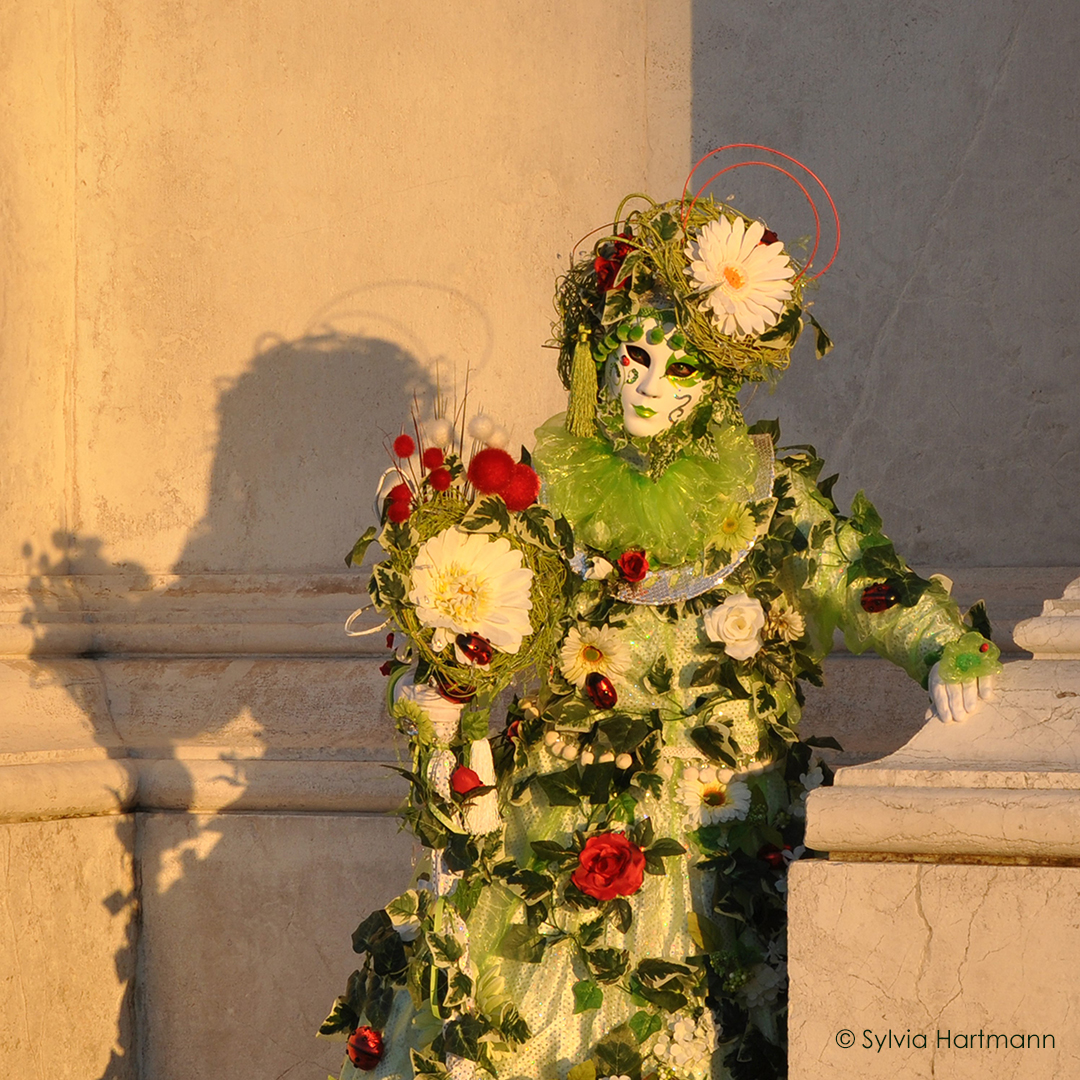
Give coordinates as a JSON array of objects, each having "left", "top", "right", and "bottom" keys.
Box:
[
  {"left": 351, "top": 909, "right": 392, "bottom": 954},
  {"left": 345, "top": 525, "right": 378, "bottom": 568},
  {"left": 442, "top": 1015, "right": 486, "bottom": 1060},
  {"left": 497, "top": 925, "right": 547, "bottom": 964},
  {"left": 594, "top": 1026, "right": 643, "bottom": 1079},
  {"left": 429, "top": 932, "right": 465, "bottom": 967},
  {"left": 849, "top": 490, "right": 883, "bottom": 535},
  {"left": 459, "top": 495, "right": 511, "bottom": 534},
  {"left": 578, "top": 915, "right": 605, "bottom": 947},
  {"left": 758, "top": 303, "right": 802, "bottom": 345},
  {"left": 628, "top": 1009, "right": 663, "bottom": 1044},
  {"left": 966, "top": 599, "right": 994, "bottom": 641},
  {"left": 746, "top": 418, "right": 780, "bottom": 444},
  {"left": 530, "top": 839, "right": 573, "bottom": 862},
  {"left": 611, "top": 897, "right": 633, "bottom": 934},
  {"left": 689, "top": 726, "right": 739, "bottom": 768},
  {"left": 803, "top": 735, "right": 843, "bottom": 751},
  {"left": 808, "top": 311, "right": 833, "bottom": 358},
  {"left": 572, "top": 978, "right": 604, "bottom": 1013},
  {"left": 318, "top": 995, "right": 359, "bottom": 1036},
  {"left": 536, "top": 769, "right": 583, "bottom": 807},
  {"left": 460, "top": 710, "right": 490, "bottom": 741},
  {"left": 689, "top": 658, "right": 724, "bottom": 688},
  {"left": 567, "top": 1061, "right": 597, "bottom": 1080},
  {"left": 646, "top": 838, "right": 687, "bottom": 858},
  {"left": 643, "top": 655, "right": 673, "bottom": 695},
  {"left": 578, "top": 760, "right": 615, "bottom": 805},
  {"left": 586, "top": 946, "right": 630, "bottom": 984},
  {"left": 372, "top": 564, "right": 406, "bottom": 603}
]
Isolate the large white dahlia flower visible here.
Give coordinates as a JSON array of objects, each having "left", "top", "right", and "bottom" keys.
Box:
[{"left": 408, "top": 528, "right": 533, "bottom": 654}]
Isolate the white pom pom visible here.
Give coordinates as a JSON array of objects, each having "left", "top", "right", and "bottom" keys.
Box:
[
  {"left": 615, "top": 753, "right": 633, "bottom": 770},
  {"left": 699, "top": 766, "right": 717, "bottom": 784},
  {"left": 544, "top": 730, "right": 559, "bottom": 746},
  {"left": 683, "top": 766, "right": 699, "bottom": 783},
  {"left": 467, "top": 414, "right": 495, "bottom": 440},
  {"left": 580, "top": 750, "right": 595, "bottom": 766},
  {"left": 426, "top": 418, "right": 454, "bottom": 448},
  {"left": 560, "top": 743, "right": 579, "bottom": 761},
  {"left": 598, "top": 751, "right": 615, "bottom": 764},
  {"left": 487, "top": 426, "right": 509, "bottom": 449}
]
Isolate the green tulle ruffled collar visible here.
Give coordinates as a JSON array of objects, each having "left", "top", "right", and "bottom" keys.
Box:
[{"left": 533, "top": 414, "right": 766, "bottom": 567}]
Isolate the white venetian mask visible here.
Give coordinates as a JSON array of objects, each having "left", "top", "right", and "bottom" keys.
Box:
[{"left": 608, "top": 317, "right": 710, "bottom": 437}]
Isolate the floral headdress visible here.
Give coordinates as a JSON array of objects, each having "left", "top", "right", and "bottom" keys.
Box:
[{"left": 551, "top": 145, "right": 841, "bottom": 437}]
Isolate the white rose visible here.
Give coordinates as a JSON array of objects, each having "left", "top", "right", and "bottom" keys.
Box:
[{"left": 702, "top": 593, "right": 766, "bottom": 661}]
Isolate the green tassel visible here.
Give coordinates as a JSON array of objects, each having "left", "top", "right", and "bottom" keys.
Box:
[{"left": 566, "top": 325, "right": 598, "bottom": 437}]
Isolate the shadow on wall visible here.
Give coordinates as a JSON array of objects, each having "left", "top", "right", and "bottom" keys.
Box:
[{"left": 20, "top": 329, "right": 436, "bottom": 1080}]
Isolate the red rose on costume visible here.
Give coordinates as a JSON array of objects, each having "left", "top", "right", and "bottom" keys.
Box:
[
  {"left": 422, "top": 446, "right": 444, "bottom": 470},
  {"left": 451, "top": 766, "right": 484, "bottom": 796},
  {"left": 392, "top": 434, "right": 415, "bottom": 458},
  {"left": 571, "top": 832, "right": 646, "bottom": 901},
  {"left": 347, "top": 1026, "right": 385, "bottom": 1070},
  {"left": 617, "top": 549, "right": 649, "bottom": 582},
  {"left": 593, "top": 233, "right": 633, "bottom": 293}
]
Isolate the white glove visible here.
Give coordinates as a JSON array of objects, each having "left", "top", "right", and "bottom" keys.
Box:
[{"left": 925, "top": 660, "right": 996, "bottom": 724}]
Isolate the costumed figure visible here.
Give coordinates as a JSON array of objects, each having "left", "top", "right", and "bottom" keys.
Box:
[{"left": 321, "top": 147, "right": 1002, "bottom": 1080}]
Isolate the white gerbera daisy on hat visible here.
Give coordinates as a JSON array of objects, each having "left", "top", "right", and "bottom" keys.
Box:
[
  {"left": 685, "top": 216, "right": 795, "bottom": 338},
  {"left": 558, "top": 624, "right": 631, "bottom": 688}
]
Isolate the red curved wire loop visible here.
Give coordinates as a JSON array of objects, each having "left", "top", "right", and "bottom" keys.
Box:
[
  {"left": 681, "top": 143, "right": 840, "bottom": 279},
  {"left": 688, "top": 162, "right": 819, "bottom": 282}
]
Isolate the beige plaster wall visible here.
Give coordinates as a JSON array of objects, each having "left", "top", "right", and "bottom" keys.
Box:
[
  {"left": 0, "top": 815, "right": 137, "bottom": 1080},
  {"left": 2, "top": 0, "right": 691, "bottom": 578},
  {"left": 137, "top": 812, "right": 416, "bottom": 1080}
]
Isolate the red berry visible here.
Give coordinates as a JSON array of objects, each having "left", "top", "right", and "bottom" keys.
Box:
[
  {"left": 422, "top": 446, "right": 444, "bottom": 470},
  {"left": 386, "top": 500, "right": 411, "bottom": 523},
  {"left": 979, "top": 642, "right": 990, "bottom": 653},
  {"left": 467, "top": 447, "right": 515, "bottom": 494},
  {"left": 501, "top": 463, "right": 541, "bottom": 511},
  {"left": 392, "top": 434, "right": 415, "bottom": 458},
  {"left": 428, "top": 467, "right": 452, "bottom": 492}
]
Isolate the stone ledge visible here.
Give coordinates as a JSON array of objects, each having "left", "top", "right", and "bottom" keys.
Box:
[
  {"left": 2, "top": 567, "right": 1072, "bottom": 657},
  {"left": 0, "top": 757, "right": 404, "bottom": 824},
  {"left": 805, "top": 784, "right": 1080, "bottom": 858}
]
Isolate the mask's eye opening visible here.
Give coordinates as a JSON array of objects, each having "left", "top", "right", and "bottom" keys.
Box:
[
  {"left": 666, "top": 360, "right": 698, "bottom": 379},
  {"left": 625, "top": 344, "right": 651, "bottom": 367}
]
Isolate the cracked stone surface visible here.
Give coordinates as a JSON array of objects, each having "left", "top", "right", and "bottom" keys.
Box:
[{"left": 789, "top": 860, "right": 1080, "bottom": 1079}]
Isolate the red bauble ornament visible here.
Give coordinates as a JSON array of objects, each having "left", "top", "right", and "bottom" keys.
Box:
[
  {"left": 456, "top": 633, "right": 494, "bottom": 666},
  {"left": 860, "top": 582, "right": 899, "bottom": 613},
  {"left": 392, "top": 434, "right": 415, "bottom": 458},
  {"left": 347, "top": 1026, "right": 385, "bottom": 1070},
  {"left": 467, "top": 447, "right": 515, "bottom": 494},
  {"left": 585, "top": 672, "right": 618, "bottom": 709},
  {"left": 501, "top": 463, "right": 540, "bottom": 512},
  {"left": 428, "top": 467, "right": 452, "bottom": 492},
  {"left": 422, "top": 446, "right": 444, "bottom": 470}
]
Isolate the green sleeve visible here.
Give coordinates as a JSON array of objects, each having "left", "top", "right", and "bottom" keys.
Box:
[{"left": 782, "top": 463, "right": 966, "bottom": 683}]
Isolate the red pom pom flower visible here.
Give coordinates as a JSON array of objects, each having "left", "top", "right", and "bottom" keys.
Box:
[
  {"left": 571, "top": 832, "right": 645, "bottom": 901},
  {"left": 501, "top": 463, "right": 541, "bottom": 511},
  {"left": 392, "top": 434, "right": 415, "bottom": 458},
  {"left": 386, "top": 500, "right": 411, "bottom": 523},
  {"left": 617, "top": 549, "right": 649, "bottom": 583},
  {"left": 347, "top": 1026, "right": 385, "bottom": 1070},
  {"left": 422, "top": 446, "right": 444, "bottom": 470},
  {"left": 428, "top": 467, "right": 452, "bottom": 492},
  {"left": 467, "top": 447, "right": 515, "bottom": 494}
]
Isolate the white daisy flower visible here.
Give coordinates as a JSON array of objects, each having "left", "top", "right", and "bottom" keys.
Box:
[
  {"left": 678, "top": 765, "right": 750, "bottom": 825},
  {"left": 685, "top": 216, "right": 795, "bottom": 338},
  {"left": 558, "top": 624, "right": 631, "bottom": 688}
]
